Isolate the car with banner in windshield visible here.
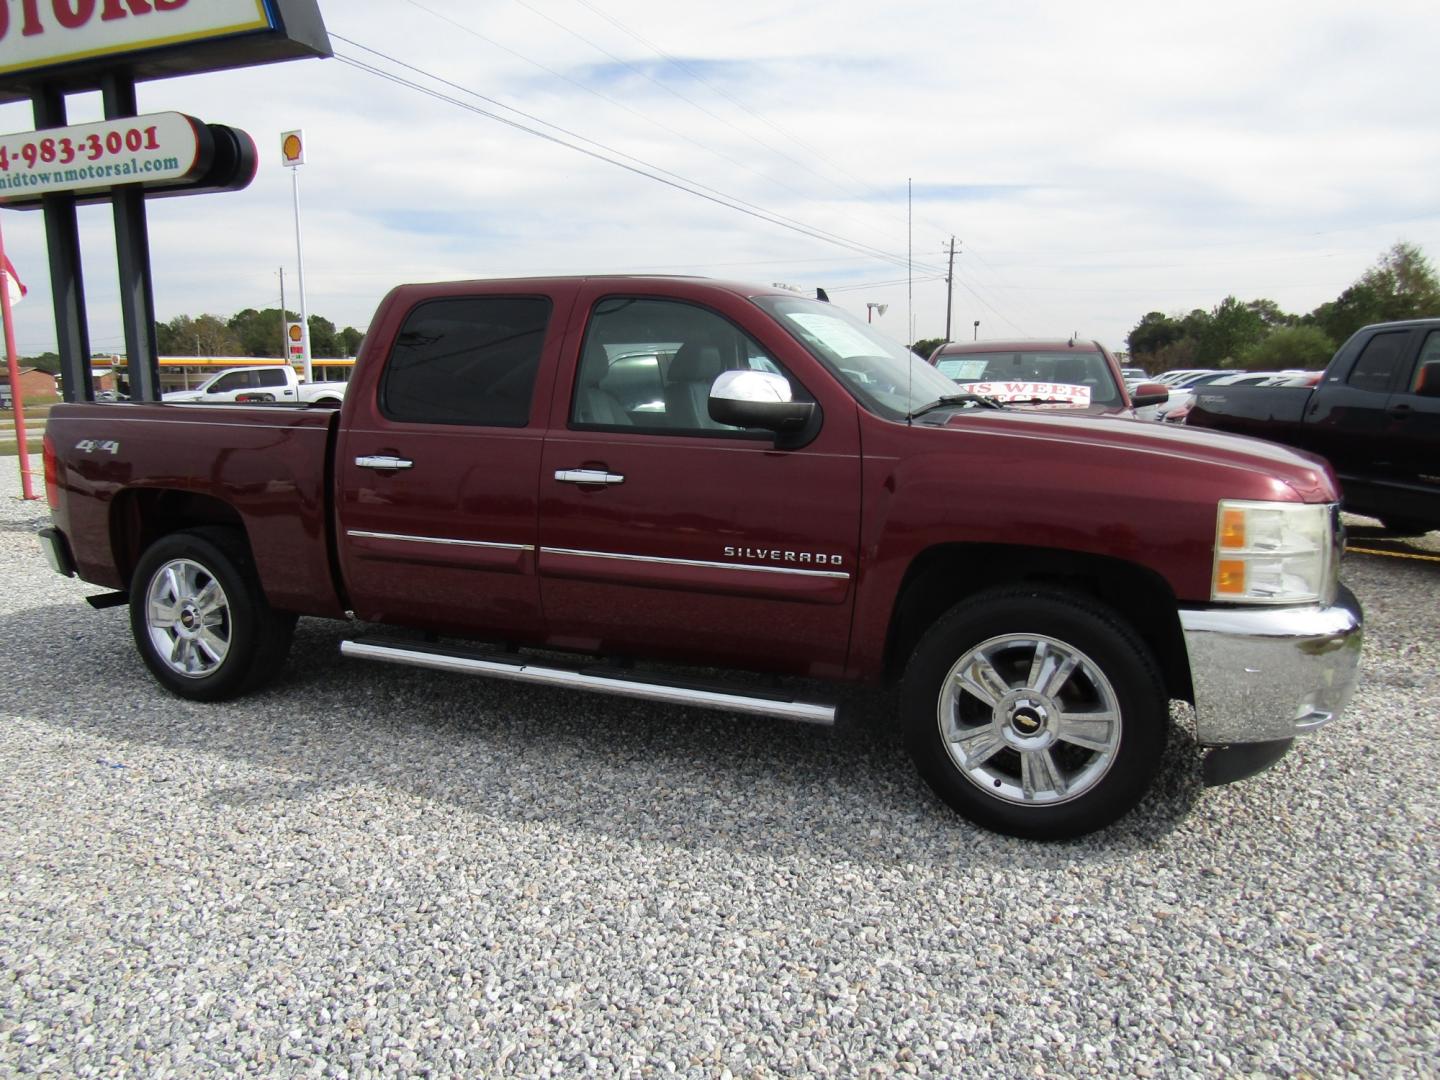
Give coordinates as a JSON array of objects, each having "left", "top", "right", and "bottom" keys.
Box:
[{"left": 928, "top": 339, "right": 1168, "bottom": 417}]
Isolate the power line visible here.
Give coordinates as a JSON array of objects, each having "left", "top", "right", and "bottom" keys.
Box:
[
  {"left": 565, "top": 0, "right": 912, "bottom": 217},
  {"left": 389, "top": 4, "right": 1042, "bottom": 333},
  {"left": 397, "top": 1, "right": 920, "bottom": 262},
  {"left": 827, "top": 274, "right": 944, "bottom": 293},
  {"left": 332, "top": 44, "right": 949, "bottom": 277}
]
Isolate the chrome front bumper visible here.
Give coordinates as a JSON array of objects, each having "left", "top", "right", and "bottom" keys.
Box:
[{"left": 1180, "top": 585, "right": 1363, "bottom": 746}]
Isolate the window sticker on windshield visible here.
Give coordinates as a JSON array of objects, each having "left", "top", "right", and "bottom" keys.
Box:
[
  {"left": 937, "top": 359, "right": 988, "bottom": 380},
  {"left": 786, "top": 313, "right": 881, "bottom": 359},
  {"left": 969, "top": 381, "right": 1092, "bottom": 406}
]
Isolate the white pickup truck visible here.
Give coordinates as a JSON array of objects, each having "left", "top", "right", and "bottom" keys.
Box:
[{"left": 162, "top": 364, "right": 348, "bottom": 405}]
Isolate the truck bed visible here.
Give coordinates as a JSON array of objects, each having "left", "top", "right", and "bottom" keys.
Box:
[
  {"left": 46, "top": 401, "right": 346, "bottom": 616},
  {"left": 1186, "top": 384, "right": 1312, "bottom": 441}
]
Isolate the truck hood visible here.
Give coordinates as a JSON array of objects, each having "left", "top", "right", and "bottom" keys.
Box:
[
  {"left": 936, "top": 408, "right": 1336, "bottom": 503},
  {"left": 161, "top": 390, "right": 204, "bottom": 402}
]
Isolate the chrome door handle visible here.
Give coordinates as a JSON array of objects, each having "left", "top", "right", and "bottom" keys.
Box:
[
  {"left": 554, "top": 468, "right": 624, "bottom": 485},
  {"left": 356, "top": 455, "right": 414, "bottom": 470}
]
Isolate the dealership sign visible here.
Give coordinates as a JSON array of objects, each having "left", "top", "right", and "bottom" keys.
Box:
[
  {"left": 0, "top": 111, "right": 202, "bottom": 199},
  {"left": 0, "top": 0, "right": 330, "bottom": 102}
]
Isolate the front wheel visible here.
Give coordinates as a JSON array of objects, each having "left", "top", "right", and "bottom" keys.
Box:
[
  {"left": 129, "top": 528, "right": 295, "bottom": 701},
  {"left": 902, "top": 588, "right": 1167, "bottom": 840}
]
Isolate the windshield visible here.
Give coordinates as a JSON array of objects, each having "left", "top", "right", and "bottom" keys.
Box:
[
  {"left": 932, "top": 349, "right": 1121, "bottom": 407},
  {"left": 751, "top": 295, "right": 958, "bottom": 419}
]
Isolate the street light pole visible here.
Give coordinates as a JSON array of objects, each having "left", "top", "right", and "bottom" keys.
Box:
[{"left": 973, "top": 320, "right": 980, "bottom": 341}]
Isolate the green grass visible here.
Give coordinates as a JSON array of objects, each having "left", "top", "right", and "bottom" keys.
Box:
[{"left": 2, "top": 403, "right": 55, "bottom": 422}]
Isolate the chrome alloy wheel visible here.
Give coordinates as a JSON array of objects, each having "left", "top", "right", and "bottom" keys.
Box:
[
  {"left": 144, "top": 558, "right": 232, "bottom": 678},
  {"left": 937, "top": 633, "right": 1122, "bottom": 806}
]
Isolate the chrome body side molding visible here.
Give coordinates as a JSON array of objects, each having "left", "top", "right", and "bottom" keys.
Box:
[
  {"left": 346, "top": 530, "right": 533, "bottom": 553},
  {"left": 539, "top": 547, "right": 851, "bottom": 580}
]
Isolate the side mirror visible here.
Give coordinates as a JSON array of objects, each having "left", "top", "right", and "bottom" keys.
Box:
[
  {"left": 708, "top": 370, "right": 817, "bottom": 444},
  {"left": 1415, "top": 360, "right": 1440, "bottom": 398},
  {"left": 1130, "top": 382, "right": 1170, "bottom": 408}
]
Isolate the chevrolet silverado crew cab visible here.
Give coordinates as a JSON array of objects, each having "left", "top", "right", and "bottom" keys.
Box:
[
  {"left": 38, "top": 277, "right": 1363, "bottom": 839},
  {"left": 162, "top": 363, "right": 348, "bottom": 406},
  {"left": 1187, "top": 319, "right": 1440, "bottom": 534}
]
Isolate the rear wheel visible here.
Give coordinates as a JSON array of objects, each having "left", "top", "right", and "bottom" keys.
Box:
[
  {"left": 903, "top": 588, "right": 1167, "bottom": 840},
  {"left": 130, "top": 528, "right": 295, "bottom": 701}
]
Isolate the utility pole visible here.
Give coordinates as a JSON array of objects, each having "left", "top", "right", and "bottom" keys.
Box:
[{"left": 944, "top": 237, "right": 959, "bottom": 342}]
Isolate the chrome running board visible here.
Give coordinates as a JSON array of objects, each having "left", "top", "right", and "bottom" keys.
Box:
[{"left": 340, "top": 636, "right": 836, "bottom": 725}]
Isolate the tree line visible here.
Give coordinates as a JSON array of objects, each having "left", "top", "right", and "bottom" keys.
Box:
[
  {"left": 154, "top": 309, "right": 365, "bottom": 360},
  {"left": 21, "top": 308, "right": 366, "bottom": 374},
  {"left": 1125, "top": 242, "right": 1440, "bottom": 372}
]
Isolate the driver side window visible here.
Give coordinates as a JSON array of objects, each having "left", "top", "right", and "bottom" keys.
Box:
[{"left": 570, "top": 297, "right": 805, "bottom": 434}]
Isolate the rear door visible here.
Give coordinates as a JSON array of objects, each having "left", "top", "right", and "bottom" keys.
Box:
[
  {"left": 535, "top": 286, "right": 863, "bottom": 679},
  {"left": 255, "top": 367, "right": 297, "bottom": 401},
  {"left": 335, "top": 284, "right": 575, "bottom": 640}
]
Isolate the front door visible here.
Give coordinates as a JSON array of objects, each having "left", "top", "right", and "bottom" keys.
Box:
[{"left": 536, "top": 291, "right": 862, "bottom": 679}]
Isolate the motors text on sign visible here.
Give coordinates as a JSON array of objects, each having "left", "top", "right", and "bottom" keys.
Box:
[{"left": 0, "top": 1, "right": 274, "bottom": 76}]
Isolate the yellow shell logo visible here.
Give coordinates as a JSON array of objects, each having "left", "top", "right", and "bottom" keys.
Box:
[
  {"left": 287, "top": 324, "right": 303, "bottom": 342},
  {"left": 282, "top": 133, "right": 303, "bottom": 164}
]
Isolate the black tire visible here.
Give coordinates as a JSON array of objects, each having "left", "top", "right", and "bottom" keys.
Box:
[
  {"left": 1379, "top": 516, "right": 1432, "bottom": 536},
  {"left": 129, "top": 527, "right": 296, "bottom": 701},
  {"left": 902, "top": 587, "right": 1167, "bottom": 840}
]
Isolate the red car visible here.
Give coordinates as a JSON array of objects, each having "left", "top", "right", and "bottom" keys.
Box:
[{"left": 929, "top": 339, "right": 1168, "bottom": 417}]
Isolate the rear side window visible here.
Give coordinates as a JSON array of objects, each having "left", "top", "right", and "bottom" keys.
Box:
[
  {"left": 381, "top": 296, "right": 552, "bottom": 426},
  {"left": 257, "top": 369, "right": 288, "bottom": 388},
  {"left": 1345, "top": 331, "right": 1410, "bottom": 393}
]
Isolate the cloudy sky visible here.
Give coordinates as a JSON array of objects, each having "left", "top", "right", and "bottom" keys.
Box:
[{"left": 2, "top": 0, "right": 1437, "bottom": 358}]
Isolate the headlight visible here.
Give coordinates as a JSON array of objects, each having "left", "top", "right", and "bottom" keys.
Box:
[{"left": 1212, "top": 500, "right": 1337, "bottom": 604}]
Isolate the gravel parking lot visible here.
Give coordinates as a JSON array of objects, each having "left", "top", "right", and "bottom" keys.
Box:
[{"left": 2, "top": 466, "right": 1438, "bottom": 1078}]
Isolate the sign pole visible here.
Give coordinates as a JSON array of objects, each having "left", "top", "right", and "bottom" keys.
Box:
[
  {"left": 0, "top": 218, "right": 37, "bottom": 500},
  {"left": 102, "top": 71, "right": 161, "bottom": 402},
  {"left": 283, "top": 131, "right": 312, "bottom": 383},
  {"left": 32, "top": 85, "right": 93, "bottom": 404}
]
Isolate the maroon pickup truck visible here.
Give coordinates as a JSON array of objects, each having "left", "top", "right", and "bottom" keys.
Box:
[{"left": 38, "top": 276, "right": 1363, "bottom": 839}]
